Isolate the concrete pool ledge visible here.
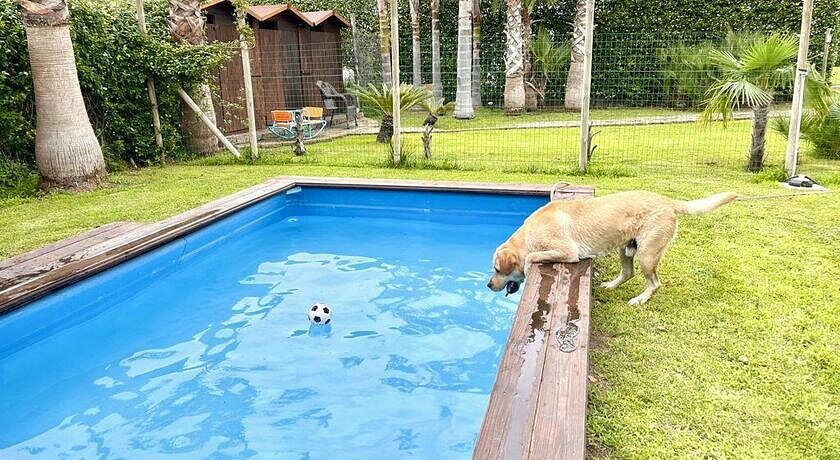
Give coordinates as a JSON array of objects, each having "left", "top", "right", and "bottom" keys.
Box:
[{"left": 0, "top": 176, "right": 594, "bottom": 459}]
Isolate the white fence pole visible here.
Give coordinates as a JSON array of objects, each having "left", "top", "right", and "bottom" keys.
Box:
[
  {"left": 178, "top": 88, "right": 241, "bottom": 158},
  {"left": 577, "top": 0, "right": 595, "bottom": 172},
  {"left": 822, "top": 28, "right": 833, "bottom": 76},
  {"left": 784, "top": 0, "right": 815, "bottom": 177},
  {"left": 389, "top": 0, "right": 401, "bottom": 163}
]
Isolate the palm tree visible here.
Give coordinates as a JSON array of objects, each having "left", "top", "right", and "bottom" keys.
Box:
[
  {"left": 376, "top": 0, "right": 392, "bottom": 87},
  {"left": 430, "top": 0, "right": 442, "bottom": 99},
  {"left": 563, "top": 0, "right": 587, "bottom": 110},
  {"left": 420, "top": 97, "right": 455, "bottom": 158},
  {"left": 350, "top": 83, "right": 431, "bottom": 142},
  {"left": 16, "top": 0, "right": 106, "bottom": 191},
  {"left": 700, "top": 34, "right": 798, "bottom": 171},
  {"left": 529, "top": 28, "right": 570, "bottom": 106},
  {"left": 168, "top": 0, "right": 218, "bottom": 154},
  {"left": 454, "top": 0, "right": 474, "bottom": 118},
  {"left": 503, "top": 0, "right": 525, "bottom": 114},
  {"left": 522, "top": 0, "right": 537, "bottom": 110},
  {"left": 409, "top": 0, "right": 422, "bottom": 86},
  {"left": 471, "top": 0, "right": 481, "bottom": 108}
]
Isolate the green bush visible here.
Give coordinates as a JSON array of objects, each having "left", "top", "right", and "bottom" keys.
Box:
[
  {"left": 0, "top": 157, "right": 37, "bottom": 198},
  {"left": 0, "top": 0, "right": 233, "bottom": 174}
]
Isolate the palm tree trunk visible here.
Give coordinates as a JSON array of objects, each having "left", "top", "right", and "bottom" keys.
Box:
[
  {"left": 523, "top": 5, "right": 538, "bottom": 110},
  {"left": 422, "top": 118, "right": 437, "bottom": 159},
  {"left": 454, "top": 0, "right": 474, "bottom": 119},
  {"left": 378, "top": 114, "right": 394, "bottom": 143},
  {"left": 504, "top": 0, "right": 525, "bottom": 114},
  {"left": 564, "top": 0, "right": 587, "bottom": 110},
  {"left": 409, "top": 0, "right": 422, "bottom": 87},
  {"left": 168, "top": 0, "right": 218, "bottom": 155},
  {"left": 19, "top": 0, "right": 106, "bottom": 191},
  {"left": 471, "top": 0, "right": 481, "bottom": 109},
  {"left": 430, "top": 0, "right": 442, "bottom": 99},
  {"left": 748, "top": 104, "right": 769, "bottom": 171},
  {"left": 377, "top": 0, "right": 393, "bottom": 87}
]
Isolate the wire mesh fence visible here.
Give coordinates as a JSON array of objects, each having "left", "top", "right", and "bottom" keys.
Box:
[{"left": 208, "top": 24, "right": 835, "bottom": 177}]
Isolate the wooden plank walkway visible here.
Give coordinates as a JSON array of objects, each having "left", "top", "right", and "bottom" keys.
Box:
[{"left": 473, "top": 188, "right": 594, "bottom": 460}]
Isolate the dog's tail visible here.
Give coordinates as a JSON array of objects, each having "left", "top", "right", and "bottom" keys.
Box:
[{"left": 673, "top": 192, "right": 737, "bottom": 216}]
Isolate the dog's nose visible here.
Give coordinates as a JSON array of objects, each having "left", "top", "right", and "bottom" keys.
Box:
[{"left": 486, "top": 281, "right": 493, "bottom": 289}]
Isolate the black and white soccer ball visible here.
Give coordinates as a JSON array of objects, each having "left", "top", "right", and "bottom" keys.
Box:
[{"left": 308, "top": 303, "right": 331, "bottom": 325}]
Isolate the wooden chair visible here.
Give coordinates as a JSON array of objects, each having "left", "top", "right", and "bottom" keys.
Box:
[{"left": 315, "top": 80, "right": 358, "bottom": 129}]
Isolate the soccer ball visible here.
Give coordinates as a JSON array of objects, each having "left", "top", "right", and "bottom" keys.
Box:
[{"left": 308, "top": 303, "right": 331, "bottom": 325}]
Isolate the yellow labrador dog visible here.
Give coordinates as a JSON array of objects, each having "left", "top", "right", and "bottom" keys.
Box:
[{"left": 487, "top": 191, "right": 737, "bottom": 305}]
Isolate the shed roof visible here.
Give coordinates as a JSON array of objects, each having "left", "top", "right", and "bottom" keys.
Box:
[
  {"left": 301, "top": 10, "right": 351, "bottom": 27},
  {"left": 202, "top": 1, "right": 349, "bottom": 28}
]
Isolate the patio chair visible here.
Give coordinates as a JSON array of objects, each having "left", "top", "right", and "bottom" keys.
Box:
[
  {"left": 268, "top": 109, "right": 327, "bottom": 140},
  {"left": 268, "top": 110, "right": 296, "bottom": 140},
  {"left": 315, "top": 80, "right": 358, "bottom": 129}
]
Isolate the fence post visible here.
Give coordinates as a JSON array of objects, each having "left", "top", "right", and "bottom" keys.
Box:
[
  {"left": 822, "top": 28, "right": 833, "bottom": 77},
  {"left": 350, "top": 14, "right": 362, "bottom": 84},
  {"left": 236, "top": 11, "right": 259, "bottom": 159},
  {"left": 134, "top": 0, "right": 164, "bottom": 152},
  {"left": 577, "top": 0, "right": 595, "bottom": 172},
  {"left": 389, "top": 0, "right": 401, "bottom": 163},
  {"left": 178, "top": 88, "right": 240, "bottom": 158},
  {"left": 784, "top": 0, "right": 815, "bottom": 177}
]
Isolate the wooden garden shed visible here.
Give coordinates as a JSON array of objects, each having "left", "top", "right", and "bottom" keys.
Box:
[{"left": 202, "top": 0, "right": 350, "bottom": 133}]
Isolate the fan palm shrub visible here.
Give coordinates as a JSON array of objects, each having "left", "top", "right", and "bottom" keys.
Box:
[
  {"left": 772, "top": 74, "right": 839, "bottom": 160},
  {"left": 699, "top": 34, "right": 798, "bottom": 171},
  {"left": 529, "top": 28, "right": 570, "bottom": 107},
  {"left": 349, "top": 83, "right": 432, "bottom": 143}
]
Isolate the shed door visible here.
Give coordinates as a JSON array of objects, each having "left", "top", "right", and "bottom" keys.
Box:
[{"left": 280, "top": 28, "right": 304, "bottom": 108}]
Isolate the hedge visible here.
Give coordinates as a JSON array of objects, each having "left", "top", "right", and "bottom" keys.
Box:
[{"left": 0, "top": 0, "right": 232, "bottom": 174}]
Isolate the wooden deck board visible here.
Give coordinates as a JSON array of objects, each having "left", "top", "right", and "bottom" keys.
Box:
[{"left": 473, "top": 188, "right": 594, "bottom": 460}]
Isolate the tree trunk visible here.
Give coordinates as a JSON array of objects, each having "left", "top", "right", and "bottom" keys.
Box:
[
  {"left": 471, "top": 0, "right": 481, "bottom": 109},
  {"left": 422, "top": 119, "right": 436, "bottom": 159},
  {"left": 377, "top": 114, "right": 394, "bottom": 143},
  {"left": 20, "top": 0, "right": 106, "bottom": 191},
  {"left": 409, "top": 0, "right": 422, "bottom": 87},
  {"left": 454, "top": 0, "right": 474, "bottom": 119},
  {"left": 430, "top": 0, "right": 442, "bottom": 99},
  {"left": 180, "top": 84, "right": 219, "bottom": 154},
  {"left": 504, "top": 0, "right": 525, "bottom": 114},
  {"left": 564, "top": 0, "right": 587, "bottom": 110},
  {"left": 377, "top": 0, "right": 393, "bottom": 87},
  {"left": 748, "top": 104, "right": 769, "bottom": 171},
  {"left": 523, "top": 6, "right": 538, "bottom": 110},
  {"left": 168, "top": 0, "right": 218, "bottom": 155}
]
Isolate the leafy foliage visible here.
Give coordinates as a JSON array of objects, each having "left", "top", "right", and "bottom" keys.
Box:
[
  {"left": 772, "top": 74, "right": 840, "bottom": 160},
  {"left": 528, "top": 28, "right": 570, "bottom": 106},
  {"left": 349, "top": 83, "right": 433, "bottom": 116},
  {"left": 699, "top": 34, "right": 798, "bottom": 124},
  {"left": 0, "top": 0, "right": 234, "bottom": 182}
]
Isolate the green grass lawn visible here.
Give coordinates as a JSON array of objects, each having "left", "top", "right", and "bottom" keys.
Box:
[
  {"left": 1, "top": 142, "right": 839, "bottom": 457},
  {"left": 201, "top": 117, "right": 840, "bottom": 184}
]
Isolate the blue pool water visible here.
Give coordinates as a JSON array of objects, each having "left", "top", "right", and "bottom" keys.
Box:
[{"left": 0, "top": 187, "right": 546, "bottom": 459}]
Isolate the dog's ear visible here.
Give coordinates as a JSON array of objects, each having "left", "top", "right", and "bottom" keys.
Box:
[{"left": 496, "top": 248, "right": 520, "bottom": 275}]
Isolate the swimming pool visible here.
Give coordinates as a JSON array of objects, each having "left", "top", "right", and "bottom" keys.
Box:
[{"left": 0, "top": 185, "right": 549, "bottom": 459}]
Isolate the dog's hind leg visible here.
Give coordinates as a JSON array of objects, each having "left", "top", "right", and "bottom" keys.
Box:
[
  {"left": 601, "top": 245, "right": 635, "bottom": 290},
  {"left": 628, "top": 215, "right": 676, "bottom": 305}
]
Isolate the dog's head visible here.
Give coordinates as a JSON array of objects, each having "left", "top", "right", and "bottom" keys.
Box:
[{"left": 487, "top": 245, "right": 525, "bottom": 293}]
